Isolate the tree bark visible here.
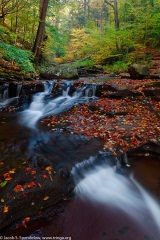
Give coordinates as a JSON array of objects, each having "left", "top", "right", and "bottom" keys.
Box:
[
  {"left": 105, "top": 0, "right": 119, "bottom": 29},
  {"left": 113, "top": 0, "right": 119, "bottom": 29},
  {"left": 32, "top": 0, "right": 49, "bottom": 63},
  {"left": 84, "top": 0, "right": 87, "bottom": 28}
]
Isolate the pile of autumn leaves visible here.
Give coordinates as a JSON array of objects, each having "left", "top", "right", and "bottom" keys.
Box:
[{"left": 41, "top": 78, "right": 160, "bottom": 155}]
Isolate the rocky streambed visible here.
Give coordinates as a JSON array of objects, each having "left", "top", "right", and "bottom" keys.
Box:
[{"left": 0, "top": 76, "right": 160, "bottom": 239}]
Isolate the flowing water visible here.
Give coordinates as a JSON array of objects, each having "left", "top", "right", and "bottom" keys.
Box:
[
  {"left": 0, "top": 80, "right": 160, "bottom": 239},
  {"left": 20, "top": 81, "right": 97, "bottom": 129},
  {"left": 71, "top": 157, "right": 160, "bottom": 239}
]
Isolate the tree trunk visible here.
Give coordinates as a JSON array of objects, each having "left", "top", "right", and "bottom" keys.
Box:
[
  {"left": 105, "top": 0, "right": 119, "bottom": 29},
  {"left": 32, "top": 0, "right": 49, "bottom": 63},
  {"left": 100, "top": 0, "right": 103, "bottom": 33},
  {"left": 113, "top": 0, "right": 119, "bottom": 29},
  {"left": 84, "top": 0, "right": 87, "bottom": 28}
]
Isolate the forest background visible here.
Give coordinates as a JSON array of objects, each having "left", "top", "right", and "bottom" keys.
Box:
[{"left": 0, "top": 0, "right": 160, "bottom": 75}]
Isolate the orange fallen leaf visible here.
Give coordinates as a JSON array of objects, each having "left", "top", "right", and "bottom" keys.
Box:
[
  {"left": 3, "top": 205, "right": 8, "bottom": 213},
  {"left": 0, "top": 162, "right": 4, "bottom": 166},
  {"left": 31, "top": 170, "right": 36, "bottom": 175},
  {"left": 9, "top": 170, "right": 16, "bottom": 174},
  {"left": 26, "top": 182, "right": 36, "bottom": 188},
  {"left": 43, "top": 196, "right": 49, "bottom": 201},
  {"left": 5, "top": 177, "right": 12, "bottom": 181},
  {"left": 14, "top": 185, "right": 24, "bottom": 193},
  {"left": 45, "top": 166, "right": 51, "bottom": 171}
]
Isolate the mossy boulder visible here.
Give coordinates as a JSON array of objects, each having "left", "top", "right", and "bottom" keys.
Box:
[
  {"left": 40, "top": 64, "right": 79, "bottom": 80},
  {"left": 128, "top": 64, "right": 150, "bottom": 79}
]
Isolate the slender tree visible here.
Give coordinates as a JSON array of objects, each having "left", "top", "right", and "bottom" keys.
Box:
[
  {"left": 32, "top": 0, "right": 49, "bottom": 62},
  {"left": 105, "top": 0, "right": 119, "bottom": 29}
]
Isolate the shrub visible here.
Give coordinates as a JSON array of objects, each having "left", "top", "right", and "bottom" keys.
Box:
[
  {"left": 103, "top": 61, "right": 128, "bottom": 73},
  {"left": 0, "top": 40, "right": 35, "bottom": 72}
]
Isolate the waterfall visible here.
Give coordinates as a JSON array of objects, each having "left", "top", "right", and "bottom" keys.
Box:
[
  {"left": 17, "top": 84, "right": 22, "bottom": 97},
  {"left": 72, "top": 156, "right": 160, "bottom": 236},
  {"left": 2, "top": 88, "right": 9, "bottom": 101},
  {"left": 20, "top": 81, "right": 97, "bottom": 129},
  {"left": 62, "top": 86, "right": 70, "bottom": 97}
]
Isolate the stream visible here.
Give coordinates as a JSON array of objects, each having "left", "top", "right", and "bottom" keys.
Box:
[{"left": 0, "top": 80, "right": 160, "bottom": 239}]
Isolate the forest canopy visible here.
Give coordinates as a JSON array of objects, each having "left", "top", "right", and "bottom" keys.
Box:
[{"left": 0, "top": 0, "right": 160, "bottom": 71}]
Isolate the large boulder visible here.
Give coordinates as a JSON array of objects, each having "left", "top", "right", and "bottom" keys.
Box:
[
  {"left": 40, "top": 64, "right": 79, "bottom": 80},
  {"left": 128, "top": 64, "right": 150, "bottom": 79}
]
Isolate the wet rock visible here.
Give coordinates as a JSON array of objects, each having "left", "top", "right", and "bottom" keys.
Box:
[
  {"left": 40, "top": 64, "right": 79, "bottom": 80},
  {"left": 0, "top": 168, "right": 74, "bottom": 231},
  {"left": 120, "top": 73, "right": 131, "bottom": 79},
  {"left": 9, "top": 83, "right": 17, "bottom": 98},
  {"left": 128, "top": 64, "right": 150, "bottom": 79},
  {"left": 102, "top": 54, "right": 123, "bottom": 65},
  {"left": 77, "top": 67, "right": 89, "bottom": 77},
  {"left": 150, "top": 73, "right": 160, "bottom": 79},
  {"left": 96, "top": 84, "right": 118, "bottom": 97},
  {"left": 104, "top": 89, "right": 142, "bottom": 99}
]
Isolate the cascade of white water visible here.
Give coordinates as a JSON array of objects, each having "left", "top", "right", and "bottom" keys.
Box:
[
  {"left": 3, "top": 88, "right": 9, "bottom": 101},
  {"left": 17, "top": 84, "right": 22, "bottom": 97},
  {"left": 62, "top": 86, "right": 70, "bottom": 97},
  {"left": 20, "top": 81, "right": 97, "bottom": 129},
  {"left": 72, "top": 156, "right": 160, "bottom": 235}
]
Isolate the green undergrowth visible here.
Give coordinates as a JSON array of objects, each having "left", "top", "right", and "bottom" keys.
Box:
[
  {"left": 103, "top": 61, "right": 129, "bottom": 73},
  {"left": 74, "top": 59, "right": 94, "bottom": 67},
  {"left": 0, "top": 25, "right": 35, "bottom": 73}
]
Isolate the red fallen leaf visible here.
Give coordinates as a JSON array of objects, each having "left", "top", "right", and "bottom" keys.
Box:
[
  {"left": 16, "top": 224, "right": 19, "bottom": 229},
  {"left": 22, "top": 217, "right": 30, "bottom": 228},
  {"left": 22, "top": 194, "right": 27, "bottom": 198},
  {"left": 14, "top": 185, "right": 24, "bottom": 193},
  {"left": 0, "top": 162, "right": 4, "bottom": 166},
  {"left": 43, "top": 174, "right": 48, "bottom": 179},
  {"left": 37, "top": 210, "right": 42, "bottom": 215},
  {"left": 3, "top": 173, "right": 10, "bottom": 178},
  {"left": 25, "top": 167, "right": 31, "bottom": 172},
  {"left": 26, "top": 182, "right": 36, "bottom": 188},
  {"left": 3, "top": 205, "right": 8, "bottom": 213}
]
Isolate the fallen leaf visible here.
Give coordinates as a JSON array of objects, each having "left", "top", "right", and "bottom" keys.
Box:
[
  {"left": 25, "top": 167, "right": 31, "bottom": 172},
  {"left": 45, "top": 166, "right": 51, "bottom": 171},
  {"left": 26, "top": 182, "right": 36, "bottom": 188},
  {"left": 16, "top": 224, "right": 19, "bottom": 229},
  {"left": 43, "top": 174, "right": 48, "bottom": 179},
  {"left": 22, "top": 217, "right": 30, "bottom": 228},
  {"left": 5, "top": 177, "right": 12, "bottom": 181},
  {"left": 3, "top": 173, "right": 10, "bottom": 178},
  {"left": 14, "top": 185, "right": 24, "bottom": 193},
  {"left": 0, "top": 180, "right": 8, "bottom": 188},
  {"left": 1, "top": 199, "right": 4, "bottom": 203},
  {"left": 0, "top": 162, "right": 4, "bottom": 166},
  {"left": 9, "top": 170, "right": 16, "bottom": 174},
  {"left": 43, "top": 196, "right": 49, "bottom": 201},
  {"left": 3, "top": 205, "right": 8, "bottom": 213}
]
